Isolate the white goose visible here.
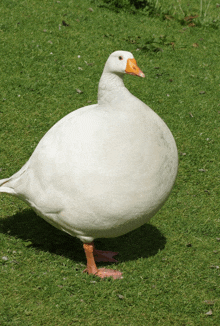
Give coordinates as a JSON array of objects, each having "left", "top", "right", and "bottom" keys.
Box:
[{"left": 0, "top": 51, "right": 178, "bottom": 279}]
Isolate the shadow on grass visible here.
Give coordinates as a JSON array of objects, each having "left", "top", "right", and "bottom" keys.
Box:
[{"left": 0, "top": 208, "right": 166, "bottom": 264}]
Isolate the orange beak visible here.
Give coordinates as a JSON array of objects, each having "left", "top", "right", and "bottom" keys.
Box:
[{"left": 125, "top": 58, "right": 145, "bottom": 77}]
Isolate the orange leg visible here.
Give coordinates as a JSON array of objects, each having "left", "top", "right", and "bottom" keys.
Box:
[
  {"left": 83, "top": 242, "right": 123, "bottom": 280},
  {"left": 83, "top": 242, "right": 98, "bottom": 275}
]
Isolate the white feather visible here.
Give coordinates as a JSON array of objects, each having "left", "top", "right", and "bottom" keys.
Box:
[{"left": 0, "top": 51, "right": 178, "bottom": 244}]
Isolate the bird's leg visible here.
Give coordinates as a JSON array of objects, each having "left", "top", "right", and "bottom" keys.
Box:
[
  {"left": 83, "top": 242, "right": 98, "bottom": 275},
  {"left": 83, "top": 242, "right": 123, "bottom": 279},
  {"left": 93, "top": 244, "right": 118, "bottom": 263}
]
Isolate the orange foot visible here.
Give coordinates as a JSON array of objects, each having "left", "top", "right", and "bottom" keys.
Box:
[
  {"left": 94, "top": 249, "right": 118, "bottom": 262},
  {"left": 96, "top": 268, "right": 123, "bottom": 279}
]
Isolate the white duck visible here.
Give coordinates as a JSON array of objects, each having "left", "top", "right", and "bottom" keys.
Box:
[{"left": 0, "top": 51, "right": 178, "bottom": 279}]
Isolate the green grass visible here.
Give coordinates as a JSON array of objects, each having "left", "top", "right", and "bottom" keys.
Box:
[
  {"left": 98, "top": 0, "right": 220, "bottom": 28},
  {"left": 0, "top": 0, "right": 220, "bottom": 325}
]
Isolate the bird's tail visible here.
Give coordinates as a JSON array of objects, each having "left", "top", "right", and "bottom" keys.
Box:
[{"left": 0, "top": 178, "right": 17, "bottom": 195}]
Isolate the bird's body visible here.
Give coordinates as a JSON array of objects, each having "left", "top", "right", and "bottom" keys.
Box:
[{"left": 0, "top": 51, "right": 178, "bottom": 278}]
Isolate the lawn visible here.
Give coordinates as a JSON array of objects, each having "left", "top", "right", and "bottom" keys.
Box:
[{"left": 0, "top": 0, "right": 220, "bottom": 325}]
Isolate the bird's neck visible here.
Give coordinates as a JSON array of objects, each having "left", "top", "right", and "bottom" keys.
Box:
[{"left": 98, "top": 72, "right": 130, "bottom": 106}]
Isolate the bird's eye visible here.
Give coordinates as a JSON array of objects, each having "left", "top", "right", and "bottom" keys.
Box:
[{"left": 118, "top": 56, "right": 123, "bottom": 60}]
